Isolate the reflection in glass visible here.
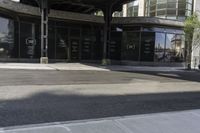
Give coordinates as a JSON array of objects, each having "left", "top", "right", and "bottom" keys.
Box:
[
  {"left": 173, "top": 35, "right": 185, "bottom": 62},
  {"left": 56, "top": 27, "right": 68, "bottom": 59},
  {"left": 155, "top": 33, "right": 165, "bottom": 62},
  {"left": 113, "top": 11, "right": 123, "bottom": 17},
  {"left": 165, "top": 34, "right": 175, "bottom": 62},
  {"left": 127, "top": 0, "right": 139, "bottom": 17},
  {"left": 145, "top": 0, "right": 193, "bottom": 20},
  {"left": 0, "top": 16, "right": 14, "bottom": 58},
  {"left": 165, "top": 34, "right": 185, "bottom": 62}
]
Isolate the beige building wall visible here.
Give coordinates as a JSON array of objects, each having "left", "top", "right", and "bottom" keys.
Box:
[
  {"left": 123, "top": 4, "right": 127, "bottom": 17},
  {"left": 138, "top": 0, "right": 145, "bottom": 16},
  {"left": 193, "top": 0, "right": 200, "bottom": 16}
]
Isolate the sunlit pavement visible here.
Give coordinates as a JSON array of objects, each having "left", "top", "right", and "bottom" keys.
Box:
[
  {"left": 0, "top": 63, "right": 186, "bottom": 72},
  {"left": 1, "top": 109, "right": 200, "bottom": 133}
]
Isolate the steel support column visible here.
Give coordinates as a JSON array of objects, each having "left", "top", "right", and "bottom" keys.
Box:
[
  {"left": 102, "top": 5, "right": 113, "bottom": 65},
  {"left": 40, "top": 0, "right": 49, "bottom": 64}
]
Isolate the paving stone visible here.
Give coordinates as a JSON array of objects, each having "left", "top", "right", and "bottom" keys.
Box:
[
  {"left": 1, "top": 110, "right": 200, "bottom": 133},
  {"left": 4, "top": 126, "right": 69, "bottom": 133},
  {"left": 117, "top": 111, "right": 200, "bottom": 133},
  {"left": 65, "top": 120, "right": 126, "bottom": 133}
]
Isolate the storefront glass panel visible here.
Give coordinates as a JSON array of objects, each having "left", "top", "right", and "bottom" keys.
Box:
[
  {"left": 81, "top": 27, "right": 93, "bottom": 60},
  {"left": 20, "top": 22, "right": 37, "bottom": 59},
  {"left": 165, "top": 33, "right": 176, "bottom": 62},
  {"left": 56, "top": 27, "right": 68, "bottom": 59},
  {"left": 155, "top": 33, "right": 165, "bottom": 62},
  {"left": 145, "top": 0, "right": 193, "bottom": 21},
  {"left": 122, "top": 32, "right": 140, "bottom": 61},
  {"left": 70, "top": 28, "right": 81, "bottom": 61},
  {"left": 0, "top": 16, "right": 15, "bottom": 58},
  {"left": 48, "top": 25, "right": 56, "bottom": 59},
  {"left": 92, "top": 27, "right": 103, "bottom": 60},
  {"left": 173, "top": 34, "right": 185, "bottom": 62},
  {"left": 140, "top": 32, "right": 155, "bottom": 61},
  {"left": 110, "top": 31, "right": 122, "bottom": 60}
]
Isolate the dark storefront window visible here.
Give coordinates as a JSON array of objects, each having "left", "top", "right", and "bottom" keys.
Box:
[
  {"left": 110, "top": 30, "right": 122, "bottom": 60},
  {"left": 93, "top": 27, "right": 103, "bottom": 60},
  {"left": 140, "top": 32, "right": 155, "bottom": 61},
  {"left": 56, "top": 27, "right": 68, "bottom": 59},
  {"left": 122, "top": 32, "right": 140, "bottom": 61},
  {"left": 81, "top": 27, "right": 94, "bottom": 60},
  {"left": 70, "top": 28, "right": 81, "bottom": 61},
  {"left": 20, "top": 22, "right": 38, "bottom": 59},
  {"left": 48, "top": 25, "right": 56, "bottom": 59},
  {"left": 0, "top": 16, "right": 15, "bottom": 58}
]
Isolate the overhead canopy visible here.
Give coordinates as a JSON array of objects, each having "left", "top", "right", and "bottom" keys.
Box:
[
  {"left": 19, "top": 0, "right": 134, "bottom": 63},
  {"left": 20, "top": 0, "right": 133, "bottom": 14}
]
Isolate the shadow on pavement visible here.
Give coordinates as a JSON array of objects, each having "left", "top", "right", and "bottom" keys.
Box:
[
  {"left": 80, "top": 63, "right": 200, "bottom": 83},
  {"left": 120, "top": 71, "right": 200, "bottom": 82},
  {"left": 1, "top": 90, "right": 200, "bottom": 127}
]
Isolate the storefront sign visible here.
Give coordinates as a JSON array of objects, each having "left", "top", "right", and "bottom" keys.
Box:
[
  {"left": 26, "top": 37, "right": 36, "bottom": 57},
  {"left": 127, "top": 43, "right": 136, "bottom": 50}
]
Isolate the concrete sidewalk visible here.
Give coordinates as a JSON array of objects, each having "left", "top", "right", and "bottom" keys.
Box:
[
  {"left": 0, "top": 63, "right": 185, "bottom": 72},
  {"left": 1, "top": 109, "right": 200, "bottom": 133}
]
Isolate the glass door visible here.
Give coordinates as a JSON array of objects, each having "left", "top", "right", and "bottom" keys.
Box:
[
  {"left": 69, "top": 28, "right": 81, "bottom": 62},
  {"left": 70, "top": 38, "right": 80, "bottom": 61},
  {"left": 56, "top": 27, "right": 68, "bottom": 60}
]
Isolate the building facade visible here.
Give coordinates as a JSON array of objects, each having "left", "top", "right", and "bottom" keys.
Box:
[
  {"left": 0, "top": 0, "right": 196, "bottom": 66},
  {"left": 191, "top": 0, "right": 200, "bottom": 69}
]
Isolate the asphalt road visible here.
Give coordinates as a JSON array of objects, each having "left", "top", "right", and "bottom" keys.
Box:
[
  {"left": 0, "top": 69, "right": 200, "bottom": 86},
  {"left": 0, "top": 69, "right": 200, "bottom": 127}
]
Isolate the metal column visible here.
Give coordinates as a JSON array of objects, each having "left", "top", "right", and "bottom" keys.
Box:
[
  {"left": 40, "top": 0, "right": 49, "bottom": 63},
  {"left": 102, "top": 5, "right": 112, "bottom": 65}
]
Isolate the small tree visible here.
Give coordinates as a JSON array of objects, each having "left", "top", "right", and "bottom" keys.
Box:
[{"left": 184, "top": 13, "right": 200, "bottom": 68}]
